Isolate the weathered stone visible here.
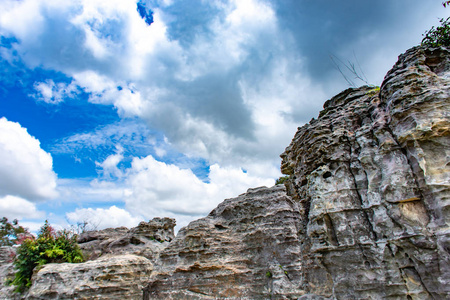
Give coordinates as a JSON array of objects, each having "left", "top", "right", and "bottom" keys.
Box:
[
  {"left": 144, "top": 185, "right": 306, "bottom": 299},
  {"left": 280, "top": 46, "right": 450, "bottom": 299},
  {"left": 0, "top": 246, "right": 18, "bottom": 300},
  {"left": 78, "top": 217, "right": 175, "bottom": 261},
  {"left": 27, "top": 254, "right": 152, "bottom": 300}
]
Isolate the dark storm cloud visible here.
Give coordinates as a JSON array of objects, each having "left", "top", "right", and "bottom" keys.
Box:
[
  {"left": 174, "top": 72, "right": 255, "bottom": 139},
  {"left": 273, "top": 0, "right": 445, "bottom": 83}
]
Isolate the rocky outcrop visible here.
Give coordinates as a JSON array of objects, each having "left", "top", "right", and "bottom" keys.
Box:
[
  {"left": 2, "top": 46, "right": 448, "bottom": 300},
  {"left": 144, "top": 185, "right": 305, "bottom": 299},
  {"left": 142, "top": 46, "right": 449, "bottom": 299},
  {"left": 0, "top": 246, "right": 18, "bottom": 300},
  {"left": 78, "top": 217, "right": 175, "bottom": 261},
  {"left": 27, "top": 254, "right": 153, "bottom": 300},
  {"left": 21, "top": 218, "right": 175, "bottom": 300},
  {"left": 280, "top": 46, "right": 450, "bottom": 299}
]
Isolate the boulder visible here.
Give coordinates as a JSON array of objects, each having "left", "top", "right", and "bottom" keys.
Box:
[
  {"left": 78, "top": 217, "right": 175, "bottom": 261},
  {"left": 27, "top": 254, "right": 152, "bottom": 300}
]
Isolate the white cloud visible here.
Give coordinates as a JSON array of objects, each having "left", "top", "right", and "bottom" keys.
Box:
[
  {"left": 66, "top": 205, "right": 143, "bottom": 229},
  {"left": 124, "top": 155, "right": 274, "bottom": 224},
  {"left": 56, "top": 178, "right": 127, "bottom": 204},
  {"left": 0, "top": 195, "right": 45, "bottom": 220},
  {"left": 61, "top": 152, "right": 275, "bottom": 230},
  {"left": 0, "top": 118, "right": 58, "bottom": 200},
  {"left": 97, "top": 150, "right": 124, "bottom": 179},
  {"left": 0, "top": 0, "right": 446, "bottom": 230},
  {"left": 32, "top": 79, "right": 79, "bottom": 104}
]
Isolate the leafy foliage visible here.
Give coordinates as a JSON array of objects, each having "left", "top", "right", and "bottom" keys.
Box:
[
  {"left": 0, "top": 217, "right": 28, "bottom": 246},
  {"left": 275, "top": 175, "right": 289, "bottom": 185},
  {"left": 421, "top": 17, "right": 450, "bottom": 47},
  {"left": 10, "top": 220, "right": 83, "bottom": 293}
]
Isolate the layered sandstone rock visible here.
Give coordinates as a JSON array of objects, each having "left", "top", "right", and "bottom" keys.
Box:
[
  {"left": 143, "top": 46, "right": 449, "bottom": 299},
  {"left": 0, "top": 246, "right": 18, "bottom": 300},
  {"left": 144, "top": 185, "right": 305, "bottom": 299},
  {"left": 280, "top": 46, "right": 450, "bottom": 299},
  {"left": 78, "top": 217, "right": 175, "bottom": 261},
  {"left": 27, "top": 254, "right": 153, "bottom": 300}
]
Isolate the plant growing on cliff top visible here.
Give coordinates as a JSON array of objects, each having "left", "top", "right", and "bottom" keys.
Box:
[
  {"left": 365, "top": 86, "right": 380, "bottom": 97},
  {"left": 275, "top": 175, "right": 289, "bottom": 185},
  {"left": 422, "top": 17, "right": 450, "bottom": 47},
  {"left": 10, "top": 220, "right": 83, "bottom": 293}
]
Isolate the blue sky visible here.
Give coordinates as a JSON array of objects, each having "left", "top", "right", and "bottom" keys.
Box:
[{"left": 0, "top": 0, "right": 446, "bottom": 231}]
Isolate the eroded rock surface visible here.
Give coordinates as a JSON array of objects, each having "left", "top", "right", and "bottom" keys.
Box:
[
  {"left": 144, "top": 185, "right": 305, "bottom": 299},
  {"left": 280, "top": 46, "right": 450, "bottom": 299},
  {"left": 27, "top": 254, "right": 152, "bottom": 300},
  {"left": 144, "top": 46, "right": 449, "bottom": 299},
  {"left": 0, "top": 246, "right": 18, "bottom": 300},
  {"left": 78, "top": 217, "right": 175, "bottom": 261}
]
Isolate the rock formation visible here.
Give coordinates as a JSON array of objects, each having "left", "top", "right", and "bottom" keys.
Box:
[
  {"left": 0, "top": 246, "right": 18, "bottom": 299},
  {"left": 144, "top": 185, "right": 305, "bottom": 299},
  {"left": 77, "top": 217, "right": 175, "bottom": 261},
  {"left": 143, "top": 46, "right": 449, "bottom": 299},
  {"left": 0, "top": 218, "right": 175, "bottom": 300},
  {"left": 279, "top": 46, "right": 449, "bottom": 299},
  {"left": 27, "top": 254, "right": 153, "bottom": 300},
  {"left": 1, "top": 46, "right": 448, "bottom": 299}
]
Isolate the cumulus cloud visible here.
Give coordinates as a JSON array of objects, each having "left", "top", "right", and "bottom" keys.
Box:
[
  {"left": 0, "top": 195, "right": 45, "bottom": 220},
  {"left": 0, "top": 0, "right": 447, "bottom": 229},
  {"left": 0, "top": 118, "right": 58, "bottom": 200},
  {"left": 0, "top": 0, "right": 300, "bottom": 173},
  {"left": 124, "top": 155, "right": 274, "bottom": 223},
  {"left": 62, "top": 152, "right": 275, "bottom": 229},
  {"left": 66, "top": 206, "right": 143, "bottom": 229},
  {"left": 31, "top": 79, "right": 79, "bottom": 104}
]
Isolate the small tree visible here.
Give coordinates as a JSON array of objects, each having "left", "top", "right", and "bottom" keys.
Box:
[
  {"left": 275, "top": 175, "right": 290, "bottom": 185},
  {"left": 421, "top": 2, "right": 450, "bottom": 47},
  {"left": 422, "top": 17, "right": 450, "bottom": 47},
  {"left": 0, "top": 217, "right": 28, "bottom": 246},
  {"left": 10, "top": 220, "right": 83, "bottom": 293}
]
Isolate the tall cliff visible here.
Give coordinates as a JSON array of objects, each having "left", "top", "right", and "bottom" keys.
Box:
[
  {"left": 279, "top": 46, "right": 450, "bottom": 299},
  {"left": 141, "top": 46, "right": 449, "bottom": 299},
  {"left": 1, "top": 46, "right": 448, "bottom": 300}
]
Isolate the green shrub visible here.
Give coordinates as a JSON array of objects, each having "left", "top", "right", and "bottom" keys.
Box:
[
  {"left": 275, "top": 175, "right": 289, "bottom": 185},
  {"left": 10, "top": 220, "right": 83, "bottom": 293},
  {"left": 421, "top": 17, "right": 450, "bottom": 47}
]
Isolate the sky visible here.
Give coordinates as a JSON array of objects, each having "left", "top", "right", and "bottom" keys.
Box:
[{"left": 0, "top": 0, "right": 447, "bottom": 232}]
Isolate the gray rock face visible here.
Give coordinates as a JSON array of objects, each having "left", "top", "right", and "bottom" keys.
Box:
[
  {"left": 78, "top": 217, "right": 176, "bottom": 261},
  {"left": 144, "top": 185, "right": 305, "bottom": 299},
  {"left": 280, "top": 46, "right": 450, "bottom": 299},
  {"left": 0, "top": 247, "right": 18, "bottom": 300},
  {"left": 27, "top": 254, "right": 153, "bottom": 300}
]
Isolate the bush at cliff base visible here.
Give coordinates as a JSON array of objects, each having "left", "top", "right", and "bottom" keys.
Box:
[
  {"left": 10, "top": 220, "right": 84, "bottom": 293},
  {"left": 422, "top": 17, "right": 450, "bottom": 47}
]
